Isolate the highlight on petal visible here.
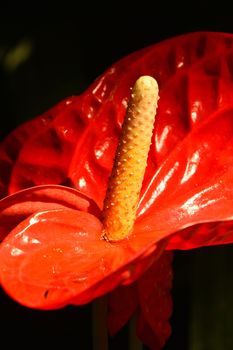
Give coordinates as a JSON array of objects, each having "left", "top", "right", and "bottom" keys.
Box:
[
  {"left": 0, "top": 209, "right": 102, "bottom": 309},
  {"left": 167, "top": 220, "right": 233, "bottom": 250},
  {"left": 137, "top": 108, "right": 233, "bottom": 248},
  {"left": 0, "top": 206, "right": 166, "bottom": 309},
  {"left": 0, "top": 96, "right": 75, "bottom": 198},
  {"left": 0, "top": 184, "right": 96, "bottom": 241},
  {"left": 0, "top": 115, "right": 51, "bottom": 199},
  {"left": 4, "top": 32, "right": 233, "bottom": 210}
]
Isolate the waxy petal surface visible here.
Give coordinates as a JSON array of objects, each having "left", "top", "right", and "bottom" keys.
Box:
[
  {"left": 138, "top": 108, "right": 233, "bottom": 248},
  {"left": 0, "top": 184, "right": 93, "bottom": 241},
  {"left": 0, "top": 208, "right": 165, "bottom": 309},
  {"left": 1, "top": 34, "right": 233, "bottom": 345},
  {"left": 4, "top": 32, "right": 233, "bottom": 210}
]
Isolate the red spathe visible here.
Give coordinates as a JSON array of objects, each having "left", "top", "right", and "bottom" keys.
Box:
[{"left": 1, "top": 31, "right": 233, "bottom": 348}]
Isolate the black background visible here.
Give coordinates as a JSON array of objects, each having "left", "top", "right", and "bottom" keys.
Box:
[{"left": 1, "top": 2, "right": 233, "bottom": 349}]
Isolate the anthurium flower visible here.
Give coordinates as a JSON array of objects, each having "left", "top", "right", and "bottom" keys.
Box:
[{"left": 1, "top": 31, "right": 233, "bottom": 349}]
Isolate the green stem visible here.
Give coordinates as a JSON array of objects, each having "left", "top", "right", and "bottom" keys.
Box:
[
  {"left": 129, "top": 314, "right": 143, "bottom": 350},
  {"left": 92, "top": 297, "right": 109, "bottom": 350}
]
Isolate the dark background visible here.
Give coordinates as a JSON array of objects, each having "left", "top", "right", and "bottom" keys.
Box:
[{"left": 1, "top": 2, "right": 233, "bottom": 349}]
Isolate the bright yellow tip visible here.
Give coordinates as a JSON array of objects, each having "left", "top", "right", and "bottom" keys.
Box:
[{"left": 102, "top": 76, "right": 159, "bottom": 241}]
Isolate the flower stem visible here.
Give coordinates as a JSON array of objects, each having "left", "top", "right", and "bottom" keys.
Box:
[
  {"left": 102, "top": 76, "right": 159, "bottom": 241},
  {"left": 92, "top": 297, "right": 109, "bottom": 350},
  {"left": 129, "top": 314, "right": 143, "bottom": 350}
]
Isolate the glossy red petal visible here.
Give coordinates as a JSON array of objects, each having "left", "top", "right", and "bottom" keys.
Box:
[
  {"left": 6, "top": 32, "right": 233, "bottom": 209},
  {"left": 7, "top": 95, "right": 116, "bottom": 208},
  {"left": 0, "top": 207, "right": 166, "bottom": 309},
  {"left": 0, "top": 184, "right": 94, "bottom": 241},
  {"left": 137, "top": 108, "right": 233, "bottom": 248},
  {"left": 0, "top": 209, "right": 103, "bottom": 308},
  {"left": 167, "top": 220, "right": 233, "bottom": 250},
  {"left": 0, "top": 96, "right": 76, "bottom": 199},
  {"left": 0, "top": 115, "right": 51, "bottom": 199}
]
